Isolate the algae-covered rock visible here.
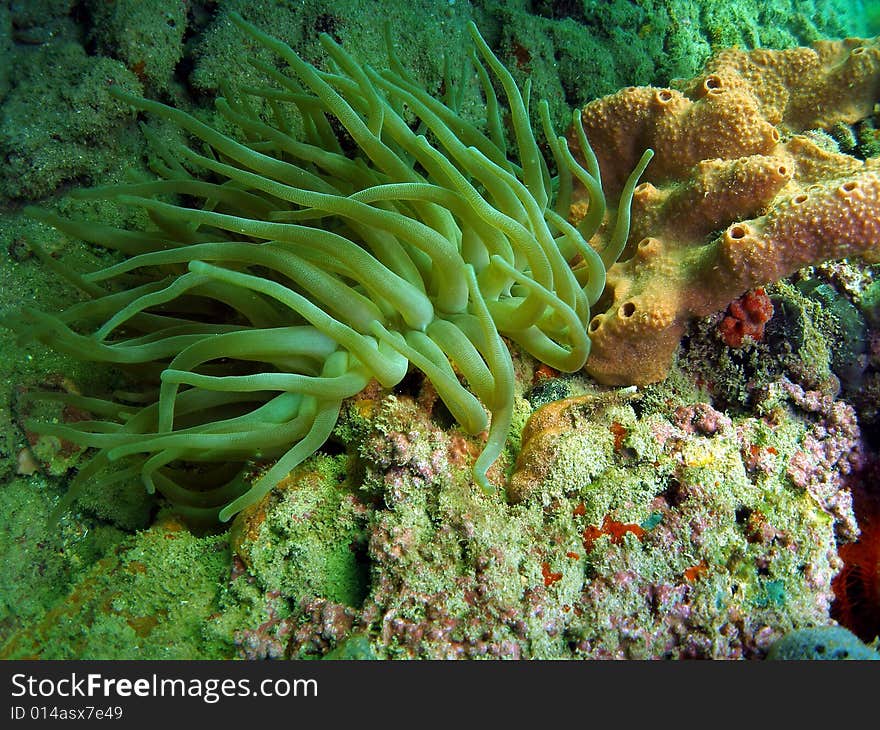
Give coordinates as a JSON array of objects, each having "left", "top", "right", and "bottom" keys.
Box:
[
  {"left": 323, "top": 632, "right": 377, "bottom": 660},
  {"left": 231, "top": 455, "right": 371, "bottom": 609},
  {"left": 476, "top": 0, "right": 873, "bottom": 133},
  {"left": 0, "top": 475, "right": 125, "bottom": 647},
  {"left": 71, "top": 464, "right": 155, "bottom": 532},
  {"left": 1, "top": 516, "right": 234, "bottom": 660},
  {"left": 0, "top": 5, "right": 11, "bottom": 102},
  {"left": 6, "top": 0, "right": 78, "bottom": 46},
  {"left": 0, "top": 42, "right": 142, "bottom": 200},
  {"left": 188, "top": 0, "right": 481, "bottom": 123},
  {"left": 86, "top": 0, "right": 187, "bottom": 93},
  {"left": 276, "top": 375, "right": 856, "bottom": 659}
]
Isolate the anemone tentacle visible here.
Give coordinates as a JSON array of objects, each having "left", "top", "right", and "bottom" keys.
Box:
[{"left": 5, "top": 14, "right": 651, "bottom": 522}]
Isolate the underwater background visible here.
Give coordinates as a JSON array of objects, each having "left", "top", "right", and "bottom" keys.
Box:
[{"left": 1, "top": 0, "right": 880, "bottom": 660}]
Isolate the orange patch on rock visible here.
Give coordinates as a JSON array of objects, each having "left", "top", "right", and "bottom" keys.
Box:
[
  {"left": 684, "top": 560, "right": 709, "bottom": 582},
  {"left": 541, "top": 562, "right": 563, "bottom": 587},
  {"left": 582, "top": 516, "right": 646, "bottom": 551}
]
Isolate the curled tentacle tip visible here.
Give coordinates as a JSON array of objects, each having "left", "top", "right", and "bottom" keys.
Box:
[{"left": 473, "top": 470, "right": 497, "bottom": 495}]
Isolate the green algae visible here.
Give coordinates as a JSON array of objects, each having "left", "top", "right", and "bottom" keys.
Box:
[
  {"left": 0, "top": 43, "right": 143, "bottom": 201},
  {"left": 232, "top": 454, "right": 371, "bottom": 609},
  {"left": 0, "top": 5, "right": 10, "bottom": 102},
  {"left": 88, "top": 0, "right": 187, "bottom": 94},
  {"left": 323, "top": 632, "right": 376, "bottom": 660},
  {"left": 267, "top": 375, "right": 847, "bottom": 658},
  {"left": 525, "top": 376, "right": 574, "bottom": 408},
  {"left": 1, "top": 516, "right": 234, "bottom": 660},
  {"left": 503, "top": 381, "right": 846, "bottom": 657},
  {"left": 0, "top": 475, "right": 125, "bottom": 648},
  {"left": 480, "top": 0, "right": 872, "bottom": 132},
  {"left": 0, "top": 206, "right": 159, "bottom": 527}
]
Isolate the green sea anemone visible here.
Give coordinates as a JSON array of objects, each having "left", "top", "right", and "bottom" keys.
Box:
[{"left": 5, "top": 14, "right": 652, "bottom": 523}]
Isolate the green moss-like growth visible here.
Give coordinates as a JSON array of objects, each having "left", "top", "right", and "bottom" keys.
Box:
[
  {"left": 1, "top": 516, "right": 234, "bottom": 660},
  {"left": 71, "top": 469, "right": 155, "bottom": 531},
  {"left": 86, "top": 0, "right": 187, "bottom": 94},
  {"left": 0, "top": 0, "right": 873, "bottom": 662},
  {"left": 299, "top": 372, "right": 849, "bottom": 658},
  {"left": 0, "top": 4, "right": 11, "bottom": 102},
  {"left": 190, "top": 0, "right": 480, "bottom": 117},
  {"left": 231, "top": 455, "right": 370, "bottom": 608},
  {"left": 478, "top": 0, "right": 871, "bottom": 133},
  {"left": 0, "top": 475, "right": 125, "bottom": 648},
  {"left": 0, "top": 42, "right": 142, "bottom": 200},
  {"left": 323, "top": 632, "right": 377, "bottom": 659}
]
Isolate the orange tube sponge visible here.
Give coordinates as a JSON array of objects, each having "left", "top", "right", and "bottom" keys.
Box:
[{"left": 573, "top": 37, "right": 880, "bottom": 386}]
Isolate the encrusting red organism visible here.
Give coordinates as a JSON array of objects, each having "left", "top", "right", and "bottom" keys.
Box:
[
  {"left": 582, "top": 516, "right": 646, "bottom": 551},
  {"left": 718, "top": 287, "right": 775, "bottom": 347}
]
